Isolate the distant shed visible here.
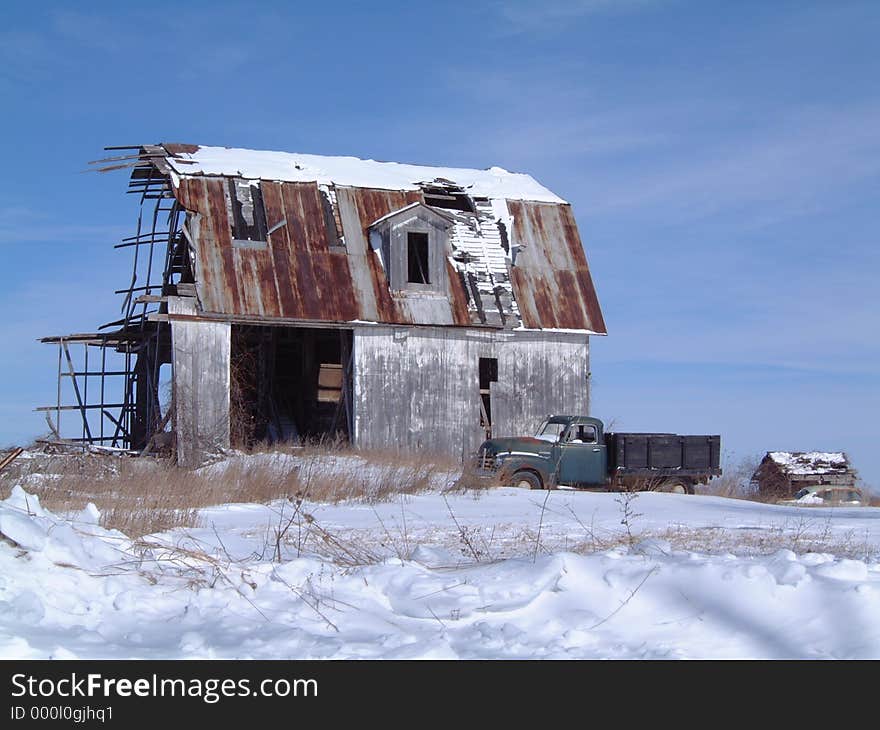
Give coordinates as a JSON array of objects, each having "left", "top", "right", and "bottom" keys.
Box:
[{"left": 751, "top": 451, "right": 858, "bottom": 498}]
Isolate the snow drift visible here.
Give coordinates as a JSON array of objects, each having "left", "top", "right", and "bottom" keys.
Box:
[{"left": 2, "top": 485, "right": 880, "bottom": 659}]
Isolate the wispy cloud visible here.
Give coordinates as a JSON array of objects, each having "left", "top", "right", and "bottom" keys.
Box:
[
  {"left": 600, "top": 261, "right": 880, "bottom": 376},
  {"left": 477, "top": 113, "right": 673, "bottom": 161},
  {"left": 493, "top": 0, "right": 664, "bottom": 35},
  {"left": 576, "top": 103, "right": 880, "bottom": 220},
  {"left": 461, "top": 90, "right": 880, "bottom": 226},
  {"left": 0, "top": 8, "right": 260, "bottom": 89}
]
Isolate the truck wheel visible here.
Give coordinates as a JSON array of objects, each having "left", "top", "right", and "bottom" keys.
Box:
[
  {"left": 658, "top": 477, "right": 694, "bottom": 495},
  {"left": 512, "top": 471, "right": 543, "bottom": 490}
]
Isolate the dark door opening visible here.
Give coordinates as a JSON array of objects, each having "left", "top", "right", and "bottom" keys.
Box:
[
  {"left": 231, "top": 325, "right": 352, "bottom": 448},
  {"left": 479, "top": 357, "right": 498, "bottom": 438}
]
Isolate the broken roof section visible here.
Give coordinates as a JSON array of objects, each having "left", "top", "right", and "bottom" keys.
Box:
[{"left": 99, "top": 143, "right": 606, "bottom": 334}]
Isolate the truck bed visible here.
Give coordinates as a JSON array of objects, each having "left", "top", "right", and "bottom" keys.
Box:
[{"left": 606, "top": 432, "right": 721, "bottom": 476}]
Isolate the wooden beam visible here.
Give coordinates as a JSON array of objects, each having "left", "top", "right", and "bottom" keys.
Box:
[
  {"left": 62, "top": 343, "right": 93, "bottom": 442},
  {"left": 0, "top": 448, "right": 23, "bottom": 474}
]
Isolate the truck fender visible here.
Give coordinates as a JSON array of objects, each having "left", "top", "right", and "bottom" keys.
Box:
[{"left": 498, "top": 457, "right": 551, "bottom": 489}]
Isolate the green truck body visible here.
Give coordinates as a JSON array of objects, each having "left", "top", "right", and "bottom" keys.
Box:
[{"left": 476, "top": 415, "right": 721, "bottom": 493}]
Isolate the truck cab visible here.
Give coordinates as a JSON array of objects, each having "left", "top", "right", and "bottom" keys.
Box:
[
  {"left": 535, "top": 416, "right": 607, "bottom": 486},
  {"left": 479, "top": 415, "right": 608, "bottom": 489}
]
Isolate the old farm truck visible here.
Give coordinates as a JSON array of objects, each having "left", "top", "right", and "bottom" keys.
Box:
[{"left": 477, "top": 415, "right": 721, "bottom": 493}]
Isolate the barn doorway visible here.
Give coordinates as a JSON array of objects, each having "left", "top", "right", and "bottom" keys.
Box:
[
  {"left": 479, "top": 356, "right": 498, "bottom": 438},
  {"left": 230, "top": 325, "right": 352, "bottom": 448}
]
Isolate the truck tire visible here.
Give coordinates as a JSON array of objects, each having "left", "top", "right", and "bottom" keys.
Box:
[
  {"left": 512, "top": 470, "right": 543, "bottom": 490},
  {"left": 658, "top": 477, "right": 694, "bottom": 495}
]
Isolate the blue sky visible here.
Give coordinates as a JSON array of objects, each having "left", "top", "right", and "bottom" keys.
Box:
[{"left": 1, "top": 1, "right": 877, "bottom": 486}]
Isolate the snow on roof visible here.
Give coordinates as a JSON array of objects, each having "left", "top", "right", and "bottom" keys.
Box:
[
  {"left": 367, "top": 201, "right": 455, "bottom": 228},
  {"left": 768, "top": 451, "right": 850, "bottom": 475},
  {"left": 165, "top": 144, "right": 566, "bottom": 203}
]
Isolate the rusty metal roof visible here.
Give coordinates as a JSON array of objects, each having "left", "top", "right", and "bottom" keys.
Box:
[
  {"left": 508, "top": 200, "right": 606, "bottom": 332},
  {"left": 120, "top": 144, "right": 606, "bottom": 334}
]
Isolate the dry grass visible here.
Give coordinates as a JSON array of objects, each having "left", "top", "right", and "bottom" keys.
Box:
[
  {"left": 565, "top": 518, "right": 879, "bottom": 562},
  {"left": 698, "top": 454, "right": 763, "bottom": 499},
  {"left": 554, "top": 491, "right": 879, "bottom": 561},
  {"left": 0, "top": 443, "right": 462, "bottom": 538},
  {"left": 2, "top": 443, "right": 876, "bottom": 565},
  {"left": 651, "top": 522, "right": 878, "bottom": 561}
]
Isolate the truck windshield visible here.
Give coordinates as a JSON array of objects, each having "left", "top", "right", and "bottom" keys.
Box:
[{"left": 535, "top": 419, "right": 567, "bottom": 442}]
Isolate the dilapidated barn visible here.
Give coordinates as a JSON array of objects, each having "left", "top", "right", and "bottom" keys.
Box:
[
  {"left": 41, "top": 144, "right": 606, "bottom": 465},
  {"left": 751, "top": 451, "right": 859, "bottom": 498}
]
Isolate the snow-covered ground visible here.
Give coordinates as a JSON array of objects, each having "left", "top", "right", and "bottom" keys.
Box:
[{"left": 2, "top": 482, "right": 880, "bottom": 659}]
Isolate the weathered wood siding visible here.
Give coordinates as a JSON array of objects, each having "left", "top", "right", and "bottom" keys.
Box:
[
  {"left": 169, "top": 298, "right": 231, "bottom": 466},
  {"left": 351, "top": 325, "right": 590, "bottom": 457}
]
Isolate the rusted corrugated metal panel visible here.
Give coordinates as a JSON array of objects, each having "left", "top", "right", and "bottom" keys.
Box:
[
  {"left": 163, "top": 142, "right": 200, "bottom": 156},
  {"left": 177, "top": 177, "right": 361, "bottom": 322},
  {"left": 445, "top": 259, "right": 473, "bottom": 325},
  {"left": 197, "top": 177, "right": 244, "bottom": 314},
  {"left": 334, "top": 186, "right": 416, "bottom": 324},
  {"left": 507, "top": 201, "right": 606, "bottom": 333},
  {"left": 264, "top": 181, "right": 359, "bottom": 321}
]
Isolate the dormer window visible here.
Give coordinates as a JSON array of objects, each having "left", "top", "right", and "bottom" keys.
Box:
[
  {"left": 367, "top": 202, "right": 454, "bottom": 294},
  {"left": 407, "top": 232, "right": 430, "bottom": 284}
]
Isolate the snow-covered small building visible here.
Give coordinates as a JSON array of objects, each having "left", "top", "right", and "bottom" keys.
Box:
[
  {"left": 751, "top": 451, "right": 858, "bottom": 498},
  {"left": 41, "top": 144, "right": 606, "bottom": 465}
]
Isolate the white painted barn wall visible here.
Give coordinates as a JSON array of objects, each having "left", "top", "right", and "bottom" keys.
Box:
[
  {"left": 352, "top": 325, "right": 590, "bottom": 458},
  {"left": 169, "top": 297, "right": 231, "bottom": 466}
]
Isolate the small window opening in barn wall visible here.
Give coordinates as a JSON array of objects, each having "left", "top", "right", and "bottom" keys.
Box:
[
  {"left": 479, "top": 357, "right": 498, "bottom": 437},
  {"left": 227, "top": 179, "right": 269, "bottom": 247},
  {"left": 230, "top": 325, "right": 352, "bottom": 447},
  {"left": 319, "top": 185, "right": 345, "bottom": 248},
  {"left": 407, "top": 231, "right": 430, "bottom": 284}
]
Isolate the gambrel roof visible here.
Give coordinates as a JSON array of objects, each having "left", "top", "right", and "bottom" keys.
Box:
[{"left": 105, "top": 143, "right": 607, "bottom": 333}]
